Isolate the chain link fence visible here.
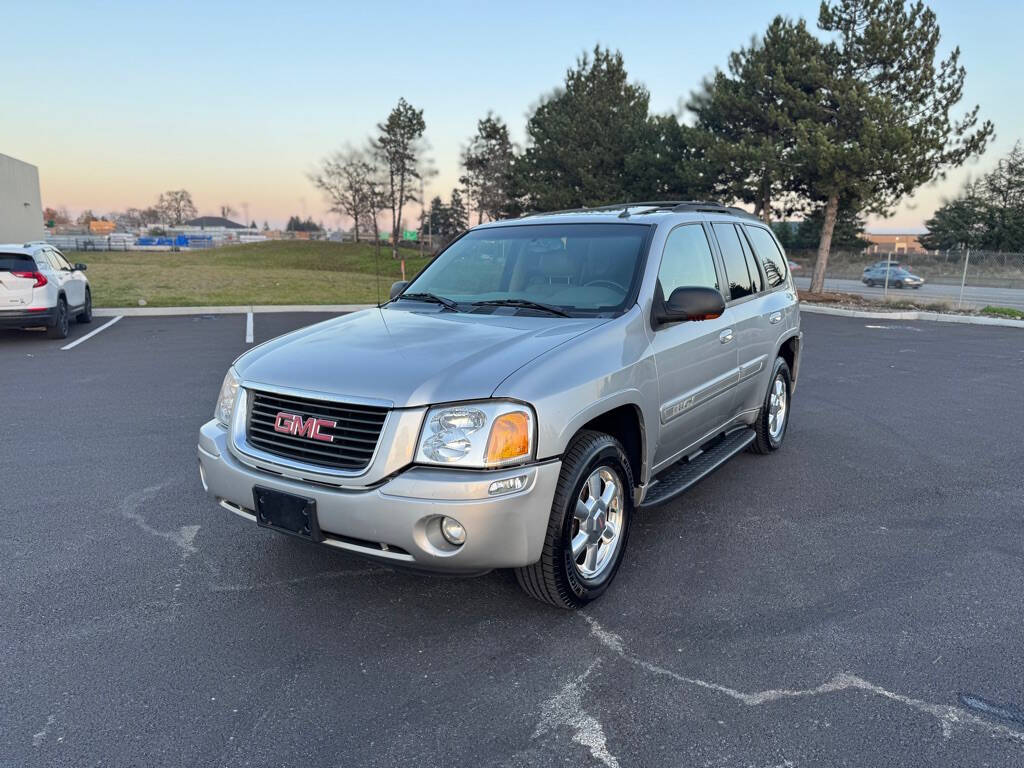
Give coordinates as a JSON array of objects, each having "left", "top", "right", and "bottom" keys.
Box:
[{"left": 787, "top": 248, "right": 1024, "bottom": 312}]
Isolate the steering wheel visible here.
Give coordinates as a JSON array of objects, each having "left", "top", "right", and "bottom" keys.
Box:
[{"left": 583, "top": 279, "right": 627, "bottom": 293}]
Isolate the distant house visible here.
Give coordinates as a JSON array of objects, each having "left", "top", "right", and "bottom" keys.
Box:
[
  {"left": 185, "top": 216, "right": 246, "bottom": 230},
  {"left": 863, "top": 233, "right": 928, "bottom": 255}
]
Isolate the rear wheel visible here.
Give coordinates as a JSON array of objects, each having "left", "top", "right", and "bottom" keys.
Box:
[
  {"left": 750, "top": 357, "right": 792, "bottom": 454},
  {"left": 77, "top": 289, "right": 93, "bottom": 323},
  {"left": 47, "top": 297, "right": 69, "bottom": 339},
  {"left": 515, "top": 430, "right": 633, "bottom": 609}
]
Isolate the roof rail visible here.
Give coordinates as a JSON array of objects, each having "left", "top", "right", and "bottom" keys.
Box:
[{"left": 520, "top": 200, "right": 758, "bottom": 219}]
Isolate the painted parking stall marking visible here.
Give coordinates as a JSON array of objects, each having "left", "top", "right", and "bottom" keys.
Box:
[
  {"left": 60, "top": 315, "right": 123, "bottom": 351},
  {"left": 245, "top": 310, "right": 253, "bottom": 344}
]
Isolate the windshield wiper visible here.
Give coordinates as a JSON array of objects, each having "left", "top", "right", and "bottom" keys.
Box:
[
  {"left": 469, "top": 298, "right": 570, "bottom": 317},
  {"left": 397, "top": 292, "right": 459, "bottom": 311}
]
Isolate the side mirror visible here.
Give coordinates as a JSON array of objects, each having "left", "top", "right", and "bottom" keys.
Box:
[
  {"left": 657, "top": 286, "right": 726, "bottom": 325},
  {"left": 74, "top": 263, "right": 87, "bottom": 271},
  {"left": 389, "top": 280, "right": 409, "bottom": 300}
]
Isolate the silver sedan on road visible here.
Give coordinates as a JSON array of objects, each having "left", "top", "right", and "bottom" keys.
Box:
[{"left": 862, "top": 266, "right": 925, "bottom": 288}]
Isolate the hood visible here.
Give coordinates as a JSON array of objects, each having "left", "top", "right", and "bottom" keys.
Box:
[{"left": 235, "top": 307, "right": 607, "bottom": 408}]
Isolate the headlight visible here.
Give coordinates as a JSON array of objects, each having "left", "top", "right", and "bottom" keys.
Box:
[
  {"left": 214, "top": 367, "right": 240, "bottom": 426},
  {"left": 416, "top": 401, "right": 535, "bottom": 468}
]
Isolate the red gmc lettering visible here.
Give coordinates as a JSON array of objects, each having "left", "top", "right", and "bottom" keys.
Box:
[{"left": 273, "top": 412, "right": 336, "bottom": 442}]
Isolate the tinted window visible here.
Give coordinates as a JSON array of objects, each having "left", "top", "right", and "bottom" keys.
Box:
[
  {"left": 405, "top": 223, "right": 650, "bottom": 315},
  {"left": 736, "top": 227, "right": 763, "bottom": 293},
  {"left": 52, "top": 250, "right": 73, "bottom": 270},
  {"left": 0, "top": 254, "right": 36, "bottom": 271},
  {"left": 657, "top": 225, "right": 719, "bottom": 299},
  {"left": 744, "top": 226, "right": 788, "bottom": 288},
  {"left": 712, "top": 223, "right": 756, "bottom": 300}
]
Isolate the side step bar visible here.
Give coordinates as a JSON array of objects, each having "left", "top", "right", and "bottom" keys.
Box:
[{"left": 638, "top": 428, "right": 756, "bottom": 510}]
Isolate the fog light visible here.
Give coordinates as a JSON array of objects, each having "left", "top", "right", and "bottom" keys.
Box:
[
  {"left": 488, "top": 474, "right": 528, "bottom": 496},
  {"left": 440, "top": 517, "right": 466, "bottom": 546}
]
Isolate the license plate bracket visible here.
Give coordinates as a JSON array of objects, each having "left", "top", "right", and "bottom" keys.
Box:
[{"left": 253, "top": 486, "right": 323, "bottom": 542}]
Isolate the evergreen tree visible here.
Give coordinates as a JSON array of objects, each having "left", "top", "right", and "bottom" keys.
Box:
[
  {"left": 372, "top": 98, "right": 426, "bottom": 258},
  {"left": 803, "top": 0, "right": 993, "bottom": 291},
  {"left": 921, "top": 143, "right": 1024, "bottom": 251},
  {"left": 518, "top": 47, "right": 653, "bottom": 210},
  {"left": 690, "top": 17, "right": 828, "bottom": 222},
  {"left": 791, "top": 203, "right": 868, "bottom": 250},
  {"left": 460, "top": 114, "right": 516, "bottom": 224}
]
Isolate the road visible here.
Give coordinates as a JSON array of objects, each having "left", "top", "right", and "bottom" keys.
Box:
[
  {"left": 2, "top": 312, "right": 1024, "bottom": 767},
  {"left": 793, "top": 275, "right": 1024, "bottom": 310}
]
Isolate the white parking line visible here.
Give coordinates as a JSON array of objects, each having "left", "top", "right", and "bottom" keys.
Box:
[
  {"left": 61, "top": 315, "right": 123, "bottom": 351},
  {"left": 245, "top": 311, "right": 253, "bottom": 344}
]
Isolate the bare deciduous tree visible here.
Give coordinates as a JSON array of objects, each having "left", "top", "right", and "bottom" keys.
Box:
[
  {"left": 309, "top": 148, "right": 384, "bottom": 243},
  {"left": 157, "top": 190, "right": 197, "bottom": 225}
]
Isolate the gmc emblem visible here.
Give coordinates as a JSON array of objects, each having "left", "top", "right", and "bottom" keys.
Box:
[{"left": 273, "top": 411, "right": 336, "bottom": 442}]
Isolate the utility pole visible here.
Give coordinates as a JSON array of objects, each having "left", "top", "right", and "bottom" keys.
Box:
[{"left": 419, "top": 176, "right": 425, "bottom": 259}]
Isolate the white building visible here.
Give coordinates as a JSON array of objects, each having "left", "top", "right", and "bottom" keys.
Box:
[{"left": 0, "top": 153, "right": 43, "bottom": 243}]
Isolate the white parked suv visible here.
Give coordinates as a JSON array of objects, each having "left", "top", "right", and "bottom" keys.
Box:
[{"left": 0, "top": 243, "right": 92, "bottom": 338}]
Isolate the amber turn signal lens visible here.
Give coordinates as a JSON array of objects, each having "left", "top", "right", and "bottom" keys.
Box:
[{"left": 485, "top": 411, "right": 531, "bottom": 464}]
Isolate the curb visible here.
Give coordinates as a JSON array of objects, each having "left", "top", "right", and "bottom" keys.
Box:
[
  {"left": 94, "top": 304, "right": 374, "bottom": 317},
  {"left": 800, "top": 303, "right": 1024, "bottom": 328}
]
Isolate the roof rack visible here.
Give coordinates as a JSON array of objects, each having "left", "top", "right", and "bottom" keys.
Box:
[{"left": 521, "top": 200, "right": 757, "bottom": 220}]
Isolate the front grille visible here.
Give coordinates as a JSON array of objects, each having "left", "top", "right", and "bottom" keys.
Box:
[{"left": 246, "top": 390, "right": 388, "bottom": 471}]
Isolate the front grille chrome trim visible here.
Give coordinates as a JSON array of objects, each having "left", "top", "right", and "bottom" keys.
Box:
[{"left": 229, "top": 386, "right": 390, "bottom": 479}]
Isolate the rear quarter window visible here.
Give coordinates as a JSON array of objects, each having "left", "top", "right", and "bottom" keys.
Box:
[
  {"left": 743, "top": 226, "right": 788, "bottom": 288},
  {"left": 0, "top": 254, "right": 37, "bottom": 272}
]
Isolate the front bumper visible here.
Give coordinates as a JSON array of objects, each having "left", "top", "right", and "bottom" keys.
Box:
[
  {"left": 197, "top": 420, "right": 562, "bottom": 572},
  {"left": 0, "top": 308, "right": 54, "bottom": 328}
]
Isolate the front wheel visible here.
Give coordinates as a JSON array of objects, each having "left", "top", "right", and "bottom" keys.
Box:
[
  {"left": 515, "top": 430, "right": 633, "bottom": 609},
  {"left": 894, "top": 281, "right": 904, "bottom": 289},
  {"left": 749, "top": 357, "right": 792, "bottom": 454}
]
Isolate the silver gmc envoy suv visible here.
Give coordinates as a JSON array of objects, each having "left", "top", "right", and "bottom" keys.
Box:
[{"left": 198, "top": 202, "right": 802, "bottom": 608}]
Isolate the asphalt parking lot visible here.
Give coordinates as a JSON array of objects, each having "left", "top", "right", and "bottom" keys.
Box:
[{"left": 2, "top": 310, "right": 1023, "bottom": 767}]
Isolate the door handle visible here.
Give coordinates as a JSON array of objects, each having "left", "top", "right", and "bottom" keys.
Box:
[
  {"left": 768, "top": 311, "right": 783, "bottom": 325},
  {"left": 719, "top": 329, "right": 734, "bottom": 344}
]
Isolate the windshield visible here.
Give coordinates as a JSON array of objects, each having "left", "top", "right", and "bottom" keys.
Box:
[{"left": 399, "top": 223, "right": 652, "bottom": 316}]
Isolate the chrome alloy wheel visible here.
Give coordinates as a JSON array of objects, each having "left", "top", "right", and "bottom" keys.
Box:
[
  {"left": 571, "top": 466, "right": 625, "bottom": 579},
  {"left": 768, "top": 374, "right": 787, "bottom": 440}
]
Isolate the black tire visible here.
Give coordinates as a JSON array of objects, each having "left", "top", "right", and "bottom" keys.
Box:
[
  {"left": 515, "top": 430, "right": 634, "bottom": 609},
  {"left": 865, "top": 279, "right": 874, "bottom": 287},
  {"left": 47, "top": 297, "right": 69, "bottom": 339},
  {"left": 77, "top": 289, "right": 93, "bottom": 323},
  {"left": 894, "top": 281, "right": 904, "bottom": 289},
  {"left": 749, "top": 357, "right": 792, "bottom": 455}
]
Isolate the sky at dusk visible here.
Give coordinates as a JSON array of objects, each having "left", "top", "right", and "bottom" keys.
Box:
[{"left": 4, "top": 0, "right": 1021, "bottom": 232}]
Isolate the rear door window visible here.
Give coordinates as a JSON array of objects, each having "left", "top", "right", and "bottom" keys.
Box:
[
  {"left": 743, "top": 226, "right": 788, "bottom": 288},
  {"left": 0, "top": 254, "right": 37, "bottom": 272},
  {"left": 711, "top": 223, "right": 755, "bottom": 300},
  {"left": 657, "top": 224, "right": 719, "bottom": 299}
]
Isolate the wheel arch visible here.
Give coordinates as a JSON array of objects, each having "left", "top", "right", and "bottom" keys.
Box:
[
  {"left": 558, "top": 394, "right": 650, "bottom": 499},
  {"left": 776, "top": 331, "right": 801, "bottom": 393}
]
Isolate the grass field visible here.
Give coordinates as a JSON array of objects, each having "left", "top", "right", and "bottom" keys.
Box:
[{"left": 83, "top": 242, "right": 433, "bottom": 307}]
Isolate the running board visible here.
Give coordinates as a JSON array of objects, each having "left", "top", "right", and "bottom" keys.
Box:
[{"left": 639, "top": 428, "right": 756, "bottom": 509}]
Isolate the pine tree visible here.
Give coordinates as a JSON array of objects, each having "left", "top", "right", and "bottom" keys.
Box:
[
  {"left": 690, "top": 17, "right": 828, "bottom": 222},
  {"left": 518, "top": 47, "right": 653, "bottom": 210},
  {"left": 803, "top": 0, "right": 993, "bottom": 291},
  {"left": 460, "top": 114, "right": 516, "bottom": 224}
]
